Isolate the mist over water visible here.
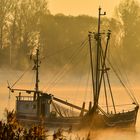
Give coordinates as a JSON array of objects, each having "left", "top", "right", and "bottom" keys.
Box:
[{"left": 0, "top": 69, "right": 140, "bottom": 139}]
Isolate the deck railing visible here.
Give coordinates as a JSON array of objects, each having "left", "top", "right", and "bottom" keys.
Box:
[{"left": 16, "top": 96, "right": 34, "bottom": 101}]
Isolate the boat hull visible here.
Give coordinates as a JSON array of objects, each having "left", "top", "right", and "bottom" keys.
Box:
[
  {"left": 16, "top": 106, "right": 138, "bottom": 129},
  {"left": 82, "top": 106, "right": 139, "bottom": 128},
  {"left": 16, "top": 114, "right": 81, "bottom": 128}
]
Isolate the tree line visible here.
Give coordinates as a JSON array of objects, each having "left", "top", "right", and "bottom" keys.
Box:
[{"left": 0, "top": 0, "right": 140, "bottom": 73}]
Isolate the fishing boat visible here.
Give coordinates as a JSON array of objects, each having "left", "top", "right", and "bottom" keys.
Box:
[
  {"left": 82, "top": 7, "right": 139, "bottom": 128},
  {"left": 8, "top": 48, "right": 86, "bottom": 127},
  {"left": 8, "top": 7, "right": 139, "bottom": 128}
]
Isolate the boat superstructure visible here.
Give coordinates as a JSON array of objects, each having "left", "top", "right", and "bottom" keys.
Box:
[{"left": 9, "top": 48, "right": 87, "bottom": 127}]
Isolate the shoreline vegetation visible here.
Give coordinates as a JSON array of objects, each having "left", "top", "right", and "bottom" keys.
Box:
[
  {"left": 0, "top": 109, "right": 91, "bottom": 140},
  {"left": 0, "top": 0, "right": 140, "bottom": 73}
]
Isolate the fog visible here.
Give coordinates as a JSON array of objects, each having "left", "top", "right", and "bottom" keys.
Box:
[
  {"left": 1, "top": 0, "right": 140, "bottom": 139},
  {"left": 0, "top": 69, "right": 140, "bottom": 139}
]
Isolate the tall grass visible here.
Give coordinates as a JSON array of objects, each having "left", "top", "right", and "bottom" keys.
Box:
[{"left": 0, "top": 109, "right": 91, "bottom": 140}]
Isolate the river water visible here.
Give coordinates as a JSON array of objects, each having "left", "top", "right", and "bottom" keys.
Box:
[{"left": 0, "top": 69, "right": 140, "bottom": 139}]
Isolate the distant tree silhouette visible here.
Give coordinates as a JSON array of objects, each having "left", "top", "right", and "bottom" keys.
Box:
[{"left": 116, "top": 0, "right": 140, "bottom": 70}]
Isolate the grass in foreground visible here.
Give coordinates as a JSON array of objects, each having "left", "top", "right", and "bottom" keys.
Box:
[{"left": 0, "top": 109, "right": 91, "bottom": 140}]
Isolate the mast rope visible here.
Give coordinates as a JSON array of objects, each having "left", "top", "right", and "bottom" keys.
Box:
[
  {"left": 11, "top": 65, "right": 32, "bottom": 88},
  {"left": 100, "top": 103, "right": 135, "bottom": 107},
  {"left": 41, "top": 44, "right": 81, "bottom": 61},
  {"left": 46, "top": 44, "right": 87, "bottom": 92},
  {"left": 45, "top": 46, "right": 84, "bottom": 91},
  {"left": 72, "top": 47, "right": 89, "bottom": 105},
  {"left": 45, "top": 39, "right": 88, "bottom": 92},
  {"left": 110, "top": 50, "right": 139, "bottom": 105},
  {"left": 102, "top": 39, "right": 126, "bottom": 85},
  {"left": 52, "top": 101, "right": 79, "bottom": 117},
  {"left": 72, "top": 52, "right": 88, "bottom": 105},
  {"left": 102, "top": 39, "right": 138, "bottom": 105},
  {"left": 107, "top": 59, "right": 138, "bottom": 104}
]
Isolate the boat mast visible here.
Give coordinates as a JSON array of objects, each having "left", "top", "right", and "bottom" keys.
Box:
[
  {"left": 94, "top": 7, "right": 106, "bottom": 111},
  {"left": 34, "top": 48, "right": 40, "bottom": 100}
]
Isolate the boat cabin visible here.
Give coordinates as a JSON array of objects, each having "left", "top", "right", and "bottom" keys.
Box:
[{"left": 16, "top": 92, "right": 52, "bottom": 120}]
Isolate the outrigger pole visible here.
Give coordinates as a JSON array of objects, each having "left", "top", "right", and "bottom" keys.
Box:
[{"left": 88, "top": 32, "right": 95, "bottom": 105}]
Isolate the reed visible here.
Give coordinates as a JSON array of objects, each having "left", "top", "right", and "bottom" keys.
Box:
[{"left": 0, "top": 109, "right": 91, "bottom": 140}]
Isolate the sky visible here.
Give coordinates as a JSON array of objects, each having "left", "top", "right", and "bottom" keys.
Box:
[{"left": 48, "top": 0, "right": 123, "bottom": 17}]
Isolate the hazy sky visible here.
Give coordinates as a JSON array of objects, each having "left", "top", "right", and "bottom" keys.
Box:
[{"left": 48, "top": 0, "right": 123, "bottom": 17}]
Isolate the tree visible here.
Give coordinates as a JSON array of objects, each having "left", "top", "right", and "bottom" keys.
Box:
[
  {"left": 8, "top": 0, "right": 50, "bottom": 69},
  {"left": 0, "top": 0, "right": 13, "bottom": 49},
  {"left": 116, "top": 0, "right": 140, "bottom": 70}
]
